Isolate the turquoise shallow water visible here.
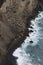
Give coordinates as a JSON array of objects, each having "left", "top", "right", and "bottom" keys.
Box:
[{"left": 13, "top": 12, "right": 43, "bottom": 65}]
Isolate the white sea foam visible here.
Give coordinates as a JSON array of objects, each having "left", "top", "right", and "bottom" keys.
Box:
[
  {"left": 13, "top": 48, "right": 33, "bottom": 65},
  {"left": 13, "top": 12, "right": 43, "bottom": 65}
]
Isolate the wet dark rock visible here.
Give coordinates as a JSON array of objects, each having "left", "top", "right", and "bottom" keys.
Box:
[
  {"left": 30, "top": 26, "right": 33, "bottom": 29},
  {"left": 30, "top": 40, "right": 33, "bottom": 43},
  {"left": 5, "top": 53, "right": 18, "bottom": 65},
  {"left": 29, "top": 30, "right": 33, "bottom": 33}
]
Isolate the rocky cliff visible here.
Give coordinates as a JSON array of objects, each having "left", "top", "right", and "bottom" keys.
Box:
[{"left": 0, "top": 0, "right": 43, "bottom": 65}]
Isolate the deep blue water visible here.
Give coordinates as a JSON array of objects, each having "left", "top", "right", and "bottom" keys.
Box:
[{"left": 13, "top": 12, "right": 43, "bottom": 65}]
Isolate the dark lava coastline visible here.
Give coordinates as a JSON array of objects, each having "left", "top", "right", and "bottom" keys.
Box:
[{"left": 0, "top": 0, "right": 43, "bottom": 65}]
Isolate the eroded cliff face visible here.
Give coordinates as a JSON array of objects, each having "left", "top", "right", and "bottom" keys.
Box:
[{"left": 0, "top": 0, "right": 43, "bottom": 65}]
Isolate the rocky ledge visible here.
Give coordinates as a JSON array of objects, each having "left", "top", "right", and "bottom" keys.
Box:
[{"left": 0, "top": 0, "right": 43, "bottom": 65}]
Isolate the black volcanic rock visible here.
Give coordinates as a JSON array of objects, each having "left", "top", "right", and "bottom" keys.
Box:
[
  {"left": 30, "top": 40, "right": 33, "bottom": 43},
  {"left": 5, "top": 53, "right": 18, "bottom": 65},
  {"left": 29, "top": 30, "right": 33, "bottom": 33}
]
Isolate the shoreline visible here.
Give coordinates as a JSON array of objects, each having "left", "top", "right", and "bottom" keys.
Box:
[{"left": 0, "top": 0, "right": 43, "bottom": 65}]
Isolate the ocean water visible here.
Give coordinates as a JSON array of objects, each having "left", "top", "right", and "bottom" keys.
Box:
[{"left": 13, "top": 12, "right": 43, "bottom": 65}]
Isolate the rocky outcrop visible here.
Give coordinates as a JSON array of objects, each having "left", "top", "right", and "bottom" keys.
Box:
[{"left": 0, "top": 0, "right": 43, "bottom": 65}]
